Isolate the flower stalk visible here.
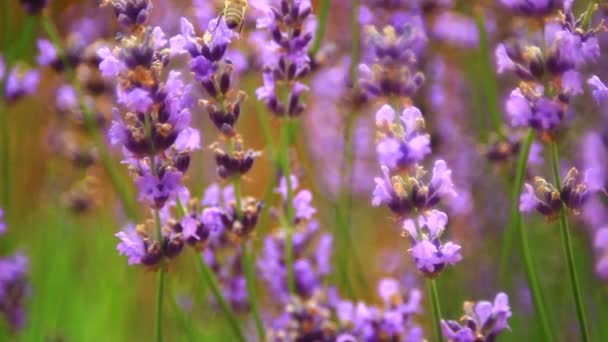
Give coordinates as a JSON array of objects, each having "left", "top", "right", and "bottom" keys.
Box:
[
  {"left": 279, "top": 118, "right": 296, "bottom": 295},
  {"left": 550, "top": 141, "right": 590, "bottom": 342},
  {"left": 427, "top": 279, "right": 443, "bottom": 342},
  {"left": 194, "top": 253, "right": 246, "bottom": 342}
]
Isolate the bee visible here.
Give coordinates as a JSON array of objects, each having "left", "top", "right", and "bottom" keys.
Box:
[
  {"left": 222, "top": 0, "right": 249, "bottom": 32},
  {"left": 212, "top": 0, "right": 267, "bottom": 34}
]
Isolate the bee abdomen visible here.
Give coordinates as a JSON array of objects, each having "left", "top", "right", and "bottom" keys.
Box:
[{"left": 224, "top": 4, "right": 244, "bottom": 29}]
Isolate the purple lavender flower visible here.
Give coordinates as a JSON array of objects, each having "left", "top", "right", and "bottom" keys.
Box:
[
  {"left": 116, "top": 224, "right": 147, "bottom": 265},
  {"left": 441, "top": 292, "right": 512, "bottom": 342},
  {"left": 402, "top": 210, "right": 462, "bottom": 277},
  {"left": 372, "top": 160, "right": 457, "bottom": 216},
  {"left": 358, "top": 24, "right": 426, "bottom": 98},
  {"left": 255, "top": 0, "right": 315, "bottom": 118},
  {"left": 0, "top": 252, "right": 29, "bottom": 332},
  {"left": 0, "top": 209, "right": 5, "bottom": 235},
  {"left": 267, "top": 277, "right": 423, "bottom": 341},
  {"left": 36, "top": 39, "right": 58, "bottom": 67},
  {"left": 432, "top": 12, "right": 479, "bottom": 48},
  {"left": 587, "top": 75, "right": 608, "bottom": 105},
  {"left": 259, "top": 174, "right": 328, "bottom": 302},
  {"left": 505, "top": 87, "right": 565, "bottom": 133},
  {"left": 101, "top": 3, "right": 202, "bottom": 267},
  {"left": 375, "top": 105, "right": 431, "bottom": 170},
  {"left": 105, "top": 0, "right": 152, "bottom": 31},
  {"left": 4, "top": 67, "right": 39, "bottom": 103},
  {"left": 55, "top": 85, "right": 78, "bottom": 112},
  {"left": 500, "top": 0, "right": 564, "bottom": 17},
  {"left": 276, "top": 175, "right": 317, "bottom": 221},
  {"left": 134, "top": 167, "right": 185, "bottom": 209},
  {"left": 520, "top": 167, "right": 599, "bottom": 220},
  {"left": 593, "top": 227, "right": 608, "bottom": 279}
]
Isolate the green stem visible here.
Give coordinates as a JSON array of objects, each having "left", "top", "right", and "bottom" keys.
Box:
[
  {"left": 1, "top": 0, "right": 9, "bottom": 49},
  {"left": 153, "top": 209, "right": 165, "bottom": 342},
  {"left": 0, "top": 15, "right": 37, "bottom": 218},
  {"left": 241, "top": 241, "right": 265, "bottom": 341},
  {"left": 279, "top": 118, "right": 296, "bottom": 295},
  {"left": 41, "top": 15, "right": 137, "bottom": 219},
  {"left": 194, "top": 253, "right": 246, "bottom": 342},
  {"left": 550, "top": 142, "right": 590, "bottom": 342},
  {"left": 0, "top": 103, "right": 8, "bottom": 214},
  {"left": 518, "top": 215, "right": 555, "bottom": 342},
  {"left": 309, "top": 0, "right": 331, "bottom": 57},
  {"left": 498, "top": 129, "right": 534, "bottom": 281},
  {"left": 475, "top": 13, "right": 503, "bottom": 138},
  {"left": 427, "top": 279, "right": 443, "bottom": 342}
]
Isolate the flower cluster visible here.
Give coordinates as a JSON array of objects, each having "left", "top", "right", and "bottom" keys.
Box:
[
  {"left": 402, "top": 210, "right": 462, "bottom": 277},
  {"left": 441, "top": 292, "right": 512, "bottom": 342},
  {"left": 258, "top": 175, "right": 328, "bottom": 303},
  {"left": 0, "top": 210, "right": 30, "bottom": 333},
  {"left": 497, "top": 4, "right": 604, "bottom": 136},
  {"left": 520, "top": 167, "right": 598, "bottom": 221},
  {"left": 372, "top": 161, "right": 457, "bottom": 217},
  {"left": 358, "top": 24, "right": 426, "bottom": 99},
  {"left": 499, "top": 0, "right": 565, "bottom": 17},
  {"left": 267, "top": 277, "right": 424, "bottom": 341},
  {"left": 100, "top": 1, "right": 202, "bottom": 267},
  {"left": 375, "top": 104, "right": 430, "bottom": 171},
  {"left": 0, "top": 55, "right": 39, "bottom": 104},
  {"left": 255, "top": 0, "right": 315, "bottom": 118},
  {"left": 200, "top": 183, "right": 262, "bottom": 311}
]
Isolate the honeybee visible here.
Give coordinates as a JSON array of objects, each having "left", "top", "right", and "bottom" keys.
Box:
[
  {"left": 222, "top": 0, "right": 249, "bottom": 32},
  {"left": 213, "top": 0, "right": 267, "bottom": 34}
]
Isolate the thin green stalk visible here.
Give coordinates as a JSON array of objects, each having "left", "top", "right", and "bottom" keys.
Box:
[
  {"left": 279, "top": 118, "right": 296, "bottom": 295},
  {"left": 427, "top": 279, "right": 443, "bottom": 342},
  {"left": 0, "top": 15, "right": 38, "bottom": 217},
  {"left": 309, "top": 0, "right": 330, "bottom": 57},
  {"left": 518, "top": 215, "right": 555, "bottom": 342},
  {"left": 241, "top": 241, "right": 265, "bottom": 341},
  {"left": 194, "top": 253, "right": 246, "bottom": 342},
  {"left": 550, "top": 142, "right": 590, "bottom": 342},
  {"left": 153, "top": 209, "right": 166, "bottom": 342},
  {"left": 0, "top": 103, "right": 8, "bottom": 213},
  {"left": 41, "top": 15, "right": 137, "bottom": 219},
  {"left": 499, "top": 129, "right": 535, "bottom": 281},
  {"left": 330, "top": 0, "right": 371, "bottom": 299},
  {"left": 475, "top": 13, "right": 503, "bottom": 138},
  {"left": 227, "top": 137, "right": 265, "bottom": 340},
  {"left": 2, "top": 0, "right": 9, "bottom": 49}
]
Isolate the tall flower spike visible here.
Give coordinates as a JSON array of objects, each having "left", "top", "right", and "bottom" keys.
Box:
[
  {"left": 100, "top": 3, "right": 201, "bottom": 267},
  {"left": 255, "top": 0, "right": 315, "bottom": 118}
]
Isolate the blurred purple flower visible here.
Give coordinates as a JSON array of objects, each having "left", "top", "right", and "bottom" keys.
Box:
[
  {"left": 4, "top": 68, "right": 39, "bottom": 102},
  {"left": 0, "top": 209, "right": 5, "bottom": 235},
  {"left": 36, "top": 39, "right": 58, "bottom": 66}
]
